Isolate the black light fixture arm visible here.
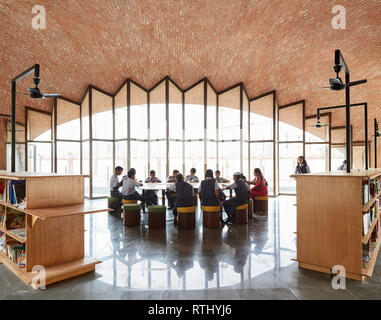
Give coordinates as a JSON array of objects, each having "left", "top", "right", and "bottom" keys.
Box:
[{"left": 11, "top": 64, "right": 40, "bottom": 172}]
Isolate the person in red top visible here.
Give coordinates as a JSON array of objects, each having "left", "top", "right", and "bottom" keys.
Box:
[{"left": 249, "top": 168, "right": 268, "bottom": 199}]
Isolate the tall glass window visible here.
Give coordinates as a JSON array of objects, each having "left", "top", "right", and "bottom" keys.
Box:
[
  {"left": 331, "top": 126, "right": 347, "bottom": 170},
  {"left": 92, "top": 89, "right": 113, "bottom": 140},
  {"left": 149, "top": 80, "right": 167, "bottom": 178},
  {"left": 304, "top": 115, "right": 330, "bottom": 173},
  {"left": 92, "top": 141, "right": 113, "bottom": 197},
  {"left": 6, "top": 122, "right": 25, "bottom": 171},
  {"left": 249, "top": 92, "right": 275, "bottom": 194},
  {"left": 278, "top": 102, "right": 304, "bottom": 194},
  {"left": 26, "top": 109, "right": 52, "bottom": 173},
  {"left": 115, "top": 83, "right": 127, "bottom": 140},
  {"left": 184, "top": 81, "right": 204, "bottom": 177},
  {"left": 218, "top": 85, "right": 240, "bottom": 180},
  {"left": 242, "top": 91, "right": 249, "bottom": 178},
  {"left": 206, "top": 83, "right": 217, "bottom": 171}
]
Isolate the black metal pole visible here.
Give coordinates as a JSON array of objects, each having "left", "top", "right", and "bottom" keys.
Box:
[
  {"left": 345, "top": 72, "right": 351, "bottom": 173},
  {"left": 375, "top": 119, "right": 378, "bottom": 168},
  {"left": 364, "top": 103, "right": 368, "bottom": 170},
  {"left": 11, "top": 81, "right": 16, "bottom": 172}
]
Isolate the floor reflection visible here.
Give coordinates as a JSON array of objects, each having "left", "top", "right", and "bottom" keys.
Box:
[{"left": 84, "top": 196, "right": 297, "bottom": 291}]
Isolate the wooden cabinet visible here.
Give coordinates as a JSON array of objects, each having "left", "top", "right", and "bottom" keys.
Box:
[
  {"left": 0, "top": 171, "right": 110, "bottom": 288},
  {"left": 293, "top": 169, "right": 381, "bottom": 281}
]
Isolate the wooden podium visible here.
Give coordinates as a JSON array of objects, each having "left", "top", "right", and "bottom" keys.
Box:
[{"left": 0, "top": 171, "right": 110, "bottom": 288}]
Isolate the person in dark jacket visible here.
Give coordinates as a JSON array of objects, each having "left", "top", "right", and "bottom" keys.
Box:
[
  {"left": 199, "top": 169, "right": 219, "bottom": 207},
  {"left": 166, "top": 174, "right": 194, "bottom": 225},
  {"left": 295, "top": 156, "right": 311, "bottom": 174},
  {"left": 223, "top": 172, "right": 249, "bottom": 224}
]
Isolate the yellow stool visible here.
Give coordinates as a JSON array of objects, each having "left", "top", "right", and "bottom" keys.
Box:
[
  {"left": 177, "top": 206, "right": 196, "bottom": 229},
  {"left": 254, "top": 196, "right": 268, "bottom": 213},
  {"left": 202, "top": 206, "right": 221, "bottom": 228},
  {"left": 122, "top": 199, "right": 138, "bottom": 205},
  {"left": 234, "top": 203, "right": 248, "bottom": 225}
]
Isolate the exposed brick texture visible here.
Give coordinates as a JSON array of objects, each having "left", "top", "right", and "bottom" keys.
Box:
[{"left": 0, "top": 0, "right": 380, "bottom": 147}]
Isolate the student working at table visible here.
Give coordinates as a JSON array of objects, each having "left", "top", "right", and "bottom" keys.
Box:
[
  {"left": 185, "top": 168, "right": 199, "bottom": 183},
  {"left": 215, "top": 170, "right": 229, "bottom": 202},
  {"left": 166, "top": 173, "right": 194, "bottom": 226},
  {"left": 166, "top": 169, "right": 179, "bottom": 209},
  {"left": 122, "top": 168, "right": 154, "bottom": 210},
  {"left": 223, "top": 172, "right": 249, "bottom": 224},
  {"left": 144, "top": 170, "right": 162, "bottom": 205}
]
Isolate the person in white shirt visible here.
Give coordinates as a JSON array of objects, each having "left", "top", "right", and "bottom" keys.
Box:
[
  {"left": 185, "top": 168, "right": 199, "bottom": 183},
  {"left": 144, "top": 170, "right": 162, "bottom": 205},
  {"left": 109, "top": 166, "right": 124, "bottom": 211},
  {"left": 122, "top": 168, "right": 154, "bottom": 209}
]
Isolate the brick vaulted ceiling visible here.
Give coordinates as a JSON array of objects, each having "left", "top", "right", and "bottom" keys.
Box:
[{"left": 0, "top": 0, "right": 380, "bottom": 140}]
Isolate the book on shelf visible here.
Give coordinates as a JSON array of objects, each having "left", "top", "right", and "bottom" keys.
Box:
[
  {"left": 362, "top": 182, "right": 370, "bottom": 205},
  {"left": 6, "top": 240, "right": 25, "bottom": 267},
  {"left": 9, "top": 180, "right": 26, "bottom": 205},
  {"left": 8, "top": 228, "right": 26, "bottom": 240},
  {"left": 0, "top": 232, "right": 5, "bottom": 253}
]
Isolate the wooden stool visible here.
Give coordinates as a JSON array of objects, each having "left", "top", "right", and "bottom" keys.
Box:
[
  {"left": 248, "top": 199, "right": 254, "bottom": 219},
  {"left": 234, "top": 204, "right": 248, "bottom": 225},
  {"left": 122, "top": 199, "right": 138, "bottom": 205},
  {"left": 254, "top": 196, "right": 268, "bottom": 214},
  {"left": 177, "top": 206, "right": 196, "bottom": 229},
  {"left": 148, "top": 205, "right": 166, "bottom": 229},
  {"left": 123, "top": 204, "right": 141, "bottom": 226},
  {"left": 202, "top": 206, "right": 221, "bottom": 228},
  {"left": 108, "top": 197, "right": 120, "bottom": 212}
]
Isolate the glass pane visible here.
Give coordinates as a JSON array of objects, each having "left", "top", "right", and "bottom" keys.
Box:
[
  {"left": 130, "top": 83, "right": 147, "bottom": 139},
  {"left": 92, "top": 141, "right": 113, "bottom": 197},
  {"left": 250, "top": 93, "right": 274, "bottom": 141},
  {"left": 6, "top": 122, "right": 25, "bottom": 143},
  {"left": 218, "top": 86, "right": 240, "bottom": 140},
  {"left": 82, "top": 141, "right": 90, "bottom": 197},
  {"left": 150, "top": 141, "right": 166, "bottom": 181},
  {"left": 305, "top": 116, "right": 329, "bottom": 142},
  {"left": 331, "top": 128, "right": 346, "bottom": 144},
  {"left": 243, "top": 141, "right": 249, "bottom": 179},
  {"left": 27, "top": 110, "right": 51, "bottom": 141},
  {"left": 305, "top": 144, "right": 329, "bottom": 173},
  {"left": 131, "top": 141, "right": 148, "bottom": 179},
  {"left": 353, "top": 145, "right": 366, "bottom": 170},
  {"left": 57, "top": 98, "right": 80, "bottom": 140},
  {"left": 219, "top": 141, "right": 240, "bottom": 181},
  {"left": 92, "top": 89, "right": 113, "bottom": 140},
  {"left": 169, "top": 81, "right": 182, "bottom": 140},
  {"left": 185, "top": 82, "right": 204, "bottom": 140},
  {"left": 81, "top": 91, "right": 89, "bottom": 140},
  {"left": 115, "top": 83, "right": 127, "bottom": 139},
  {"left": 56, "top": 142, "right": 81, "bottom": 174},
  {"left": 279, "top": 103, "right": 303, "bottom": 142},
  {"left": 185, "top": 141, "right": 204, "bottom": 177},
  {"left": 150, "top": 81, "right": 166, "bottom": 140},
  {"left": 6, "top": 144, "right": 25, "bottom": 171},
  {"left": 206, "top": 140, "right": 217, "bottom": 171},
  {"left": 242, "top": 92, "right": 249, "bottom": 141},
  {"left": 207, "top": 83, "right": 216, "bottom": 140},
  {"left": 279, "top": 143, "right": 303, "bottom": 193},
  {"left": 250, "top": 142, "right": 274, "bottom": 195},
  {"left": 169, "top": 141, "right": 183, "bottom": 176},
  {"left": 27, "top": 142, "right": 52, "bottom": 173},
  {"left": 115, "top": 140, "right": 127, "bottom": 172},
  {"left": 331, "top": 145, "right": 346, "bottom": 170}
]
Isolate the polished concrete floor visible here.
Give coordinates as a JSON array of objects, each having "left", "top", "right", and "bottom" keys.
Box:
[{"left": 1, "top": 196, "right": 381, "bottom": 300}]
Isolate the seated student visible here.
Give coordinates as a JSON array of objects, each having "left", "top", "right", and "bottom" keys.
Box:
[
  {"left": 122, "top": 168, "right": 154, "bottom": 210},
  {"left": 166, "top": 174, "right": 194, "bottom": 226},
  {"left": 198, "top": 169, "right": 219, "bottom": 207},
  {"left": 249, "top": 168, "right": 268, "bottom": 200},
  {"left": 109, "top": 166, "right": 124, "bottom": 211},
  {"left": 166, "top": 169, "right": 180, "bottom": 209},
  {"left": 338, "top": 160, "right": 347, "bottom": 171},
  {"left": 223, "top": 172, "right": 249, "bottom": 224},
  {"left": 185, "top": 168, "right": 199, "bottom": 183},
  {"left": 215, "top": 170, "right": 229, "bottom": 183},
  {"left": 145, "top": 170, "right": 162, "bottom": 205}
]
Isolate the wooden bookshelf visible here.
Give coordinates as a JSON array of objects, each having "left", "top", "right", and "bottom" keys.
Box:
[
  {"left": 292, "top": 169, "right": 381, "bottom": 281},
  {"left": 0, "top": 171, "right": 111, "bottom": 288}
]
